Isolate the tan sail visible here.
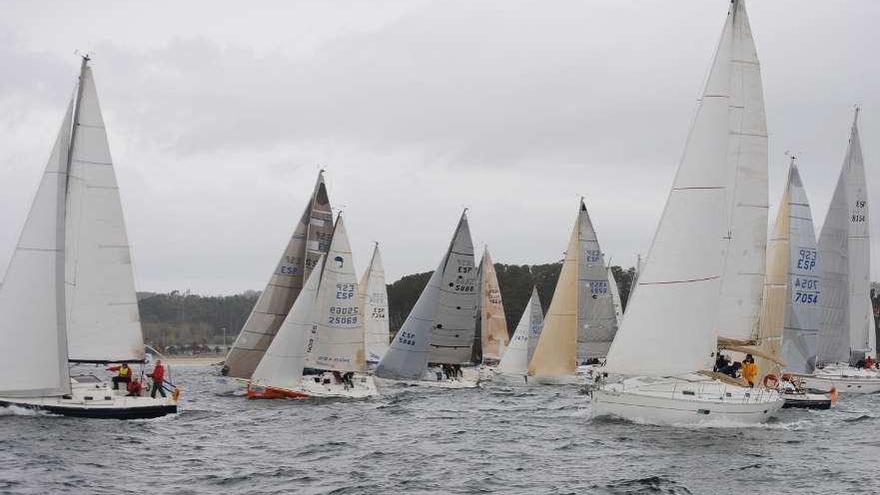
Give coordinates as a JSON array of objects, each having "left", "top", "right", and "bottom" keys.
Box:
[
  {"left": 479, "top": 249, "right": 509, "bottom": 362},
  {"left": 528, "top": 217, "right": 579, "bottom": 376}
]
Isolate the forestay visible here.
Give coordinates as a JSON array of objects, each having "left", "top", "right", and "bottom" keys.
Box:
[
  {"left": 359, "top": 243, "right": 390, "bottom": 364},
  {"left": 578, "top": 201, "right": 617, "bottom": 361},
  {"left": 428, "top": 212, "right": 477, "bottom": 364},
  {"left": 251, "top": 256, "right": 323, "bottom": 390},
  {"left": 0, "top": 97, "right": 74, "bottom": 397},
  {"left": 306, "top": 216, "right": 365, "bottom": 372},
  {"left": 605, "top": 1, "right": 749, "bottom": 376},
  {"left": 224, "top": 171, "right": 333, "bottom": 378},
  {"left": 757, "top": 161, "right": 820, "bottom": 375},
  {"left": 65, "top": 65, "right": 144, "bottom": 363},
  {"left": 478, "top": 248, "right": 508, "bottom": 362},
  {"left": 498, "top": 288, "right": 543, "bottom": 375}
]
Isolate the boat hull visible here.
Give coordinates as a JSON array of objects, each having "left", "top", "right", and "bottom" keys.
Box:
[
  {"left": 248, "top": 373, "right": 378, "bottom": 399},
  {"left": 0, "top": 399, "right": 177, "bottom": 419},
  {"left": 793, "top": 367, "right": 880, "bottom": 394},
  {"left": 781, "top": 392, "right": 832, "bottom": 410},
  {"left": 591, "top": 376, "right": 783, "bottom": 425}
]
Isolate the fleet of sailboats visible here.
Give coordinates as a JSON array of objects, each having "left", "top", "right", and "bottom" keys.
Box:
[{"left": 2, "top": 1, "right": 876, "bottom": 426}]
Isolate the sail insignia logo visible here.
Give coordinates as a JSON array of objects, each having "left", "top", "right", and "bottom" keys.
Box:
[{"left": 334, "top": 256, "right": 345, "bottom": 268}]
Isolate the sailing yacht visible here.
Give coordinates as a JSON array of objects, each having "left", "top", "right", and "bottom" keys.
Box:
[
  {"left": 755, "top": 158, "right": 830, "bottom": 409},
  {"left": 0, "top": 57, "right": 178, "bottom": 419},
  {"left": 360, "top": 243, "right": 390, "bottom": 367},
  {"left": 592, "top": 0, "right": 784, "bottom": 424},
  {"left": 528, "top": 199, "right": 617, "bottom": 384},
  {"left": 247, "top": 215, "right": 378, "bottom": 399},
  {"left": 473, "top": 248, "right": 509, "bottom": 379},
  {"left": 795, "top": 109, "right": 880, "bottom": 394},
  {"left": 222, "top": 170, "right": 333, "bottom": 381},
  {"left": 495, "top": 288, "right": 544, "bottom": 382},
  {"left": 375, "top": 210, "right": 479, "bottom": 388}
]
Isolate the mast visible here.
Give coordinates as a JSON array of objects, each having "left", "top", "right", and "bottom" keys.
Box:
[{"left": 65, "top": 55, "right": 89, "bottom": 191}]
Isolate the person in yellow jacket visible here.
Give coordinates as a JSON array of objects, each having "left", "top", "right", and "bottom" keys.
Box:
[
  {"left": 741, "top": 354, "right": 758, "bottom": 388},
  {"left": 107, "top": 363, "right": 132, "bottom": 390}
]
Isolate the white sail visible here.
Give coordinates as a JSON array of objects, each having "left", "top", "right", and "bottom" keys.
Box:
[
  {"left": 817, "top": 110, "right": 872, "bottom": 363},
  {"left": 65, "top": 65, "right": 144, "bottom": 362},
  {"left": 757, "top": 161, "right": 820, "bottom": 375},
  {"left": 527, "top": 290, "right": 545, "bottom": 364},
  {"left": 608, "top": 266, "right": 623, "bottom": 322},
  {"left": 306, "top": 216, "right": 365, "bottom": 372},
  {"left": 0, "top": 97, "right": 74, "bottom": 397},
  {"left": 376, "top": 261, "right": 444, "bottom": 380},
  {"left": 478, "top": 248, "right": 509, "bottom": 362},
  {"left": 605, "top": 1, "right": 751, "bottom": 376},
  {"left": 251, "top": 256, "right": 323, "bottom": 390},
  {"left": 428, "top": 212, "right": 478, "bottom": 364},
  {"left": 359, "top": 243, "right": 389, "bottom": 364},
  {"left": 498, "top": 288, "right": 543, "bottom": 375},
  {"left": 225, "top": 171, "right": 333, "bottom": 378},
  {"left": 715, "top": 0, "right": 769, "bottom": 342},
  {"left": 577, "top": 200, "right": 618, "bottom": 361}
]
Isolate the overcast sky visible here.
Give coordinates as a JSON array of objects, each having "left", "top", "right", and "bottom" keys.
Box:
[{"left": 1, "top": 0, "right": 878, "bottom": 294}]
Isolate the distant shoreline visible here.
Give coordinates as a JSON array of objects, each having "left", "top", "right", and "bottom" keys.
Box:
[{"left": 163, "top": 355, "right": 223, "bottom": 366}]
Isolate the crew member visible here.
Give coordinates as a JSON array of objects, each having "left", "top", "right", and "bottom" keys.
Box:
[
  {"left": 127, "top": 378, "right": 143, "bottom": 397},
  {"left": 741, "top": 354, "right": 759, "bottom": 388},
  {"left": 107, "top": 363, "right": 132, "bottom": 390},
  {"left": 148, "top": 360, "right": 167, "bottom": 398}
]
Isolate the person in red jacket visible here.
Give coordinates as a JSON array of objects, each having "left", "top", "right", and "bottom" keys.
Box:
[
  {"left": 126, "top": 378, "right": 143, "bottom": 397},
  {"left": 148, "top": 360, "right": 166, "bottom": 398}
]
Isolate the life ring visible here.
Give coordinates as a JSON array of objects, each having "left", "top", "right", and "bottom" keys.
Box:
[
  {"left": 781, "top": 373, "right": 793, "bottom": 382},
  {"left": 762, "top": 373, "right": 779, "bottom": 389}
]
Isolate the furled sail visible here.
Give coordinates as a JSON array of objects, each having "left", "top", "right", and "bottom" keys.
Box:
[
  {"left": 477, "top": 248, "right": 508, "bottom": 363},
  {"left": 578, "top": 200, "right": 617, "bottom": 361},
  {"left": 0, "top": 95, "right": 74, "bottom": 397},
  {"left": 65, "top": 64, "right": 144, "bottom": 363},
  {"left": 224, "top": 171, "right": 333, "bottom": 378},
  {"left": 359, "top": 243, "right": 390, "bottom": 364},
  {"left": 529, "top": 208, "right": 580, "bottom": 376},
  {"left": 817, "top": 110, "right": 873, "bottom": 363},
  {"left": 606, "top": 1, "right": 755, "bottom": 376},
  {"left": 427, "top": 212, "right": 478, "bottom": 364},
  {"left": 250, "top": 256, "right": 323, "bottom": 390},
  {"left": 498, "top": 288, "right": 543, "bottom": 375},
  {"left": 305, "top": 216, "right": 365, "bottom": 372},
  {"left": 756, "top": 160, "right": 820, "bottom": 375}
]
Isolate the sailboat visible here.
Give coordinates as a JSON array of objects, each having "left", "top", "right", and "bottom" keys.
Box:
[
  {"left": 528, "top": 199, "right": 617, "bottom": 384},
  {"left": 592, "top": 0, "right": 784, "bottom": 424},
  {"left": 755, "top": 157, "right": 830, "bottom": 409},
  {"left": 473, "top": 248, "right": 509, "bottom": 374},
  {"left": 496, "top": 288, "right": 544, "bottom": 382},
  {"left": 0, "top": 57, "right": 178, "bottom": 419},
  {"left": 222, "top": 171, "right": 333, "bottom": 380},
  {"left": 796, "top": 109, "right": 880, "bottom": 394},
  {"left": 247, "top": 215, "right": 378, "bottom": 399},
  {"left": 375, "top": 210, "right": 479, "bottom": 388},
  {"left": 359, "top": 243, "right": 390, "bottom": 366}
]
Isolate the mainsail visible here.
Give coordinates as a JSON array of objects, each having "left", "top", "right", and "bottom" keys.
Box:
[
  {"left": 305, "top": 215, "right": 365, "bottom": 372},
  {"left": 427, "top": 211, "right": 478, "bottom": 364},
  {"left": 0, "top": 94, "right": 74, "bottom": 397},
  {"left": 606, "top": 1, "right": 761, "bottom": 376},
  {"left": 224, "top": 171, "right": 333, "bottom": 378},
  {"left": 498, "top": 288, "right": 544, "bottom": 375},
  {"left": 65, "top": 63, "right": 144, "bottom": 363},
  {"left": 578, "top": 200, "right": 617, "bottom": 361},
  {"left": 756, "top": 160, "right": 820, "bottom": 375},
  {"left": 359, "top": 243, "right": 390, "bottom": 364},
  {"left": 817, "top": 109, "right": 873, "bottom": 363},
  {"left": 477, "top": 248, "right": 508, "bottom": 363},
  {"left": 250, "top": 256, "right": 323, "bottom": 390}
]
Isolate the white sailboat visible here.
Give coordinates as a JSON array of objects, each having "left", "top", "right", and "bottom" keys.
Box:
[
  {"left": 592, "top": 0, "right": 783, "bottom": 425},
  {"left": 496, "top": 288, "right": 544, "bottom": 382},
  {"left": 359, "top": 243, "right": 390, "bottom": 366},
  {"left": 528, "top": 199, "right": 617, "bottom": 384},
  {"left": 375, "top": 210, "right": 479, "bottom": 388},
  {"left": 473, "top": 248, "right": 509, "bottom": 373},
  {"left": 756, "top": 158, "right": 830, "bottom": 409},
  {"left": 797, "top": 109, "right": 880, "bottom": 394},
  {"left": 0, "top": 57, "right": 178, "bottom": 419},
  {"left": 223, "top": 170, "right": 333, "bottom": 380},
  {"left": 247, "top": 215, "right": 378, "bottom": 399}
]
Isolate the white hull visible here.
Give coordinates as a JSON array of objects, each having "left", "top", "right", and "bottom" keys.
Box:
[
  {"left": 249, "top": 372, "right": 378, "bottom": 399},
  {"left": 592, "top": 375, "right": 783, "bottom": 426},
  {"left": 794, "top": 365, "right": 880, "bottom": 394},
  {"left": 0, "top": 376, "right": 177, "bottom": 419}
]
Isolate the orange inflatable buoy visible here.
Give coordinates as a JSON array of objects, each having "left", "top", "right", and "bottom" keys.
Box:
[
  {"left": 829, "top": 386, "right": 839, "bottom": 402},
  {"left": 762, "top": 373, "right": 779, "bottom": 389}
]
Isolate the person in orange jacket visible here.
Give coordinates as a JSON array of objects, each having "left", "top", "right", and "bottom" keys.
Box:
[
  {"left": 148, "top": 360, "right": 166, "bottom": 398},
  {"left": 741, "top": 354, "right": 759, "bottom": 388}
]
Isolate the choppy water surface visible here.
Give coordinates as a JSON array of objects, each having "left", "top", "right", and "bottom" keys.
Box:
[{"left": 2, "top": 364, "right": 880, "bottom": 494}]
